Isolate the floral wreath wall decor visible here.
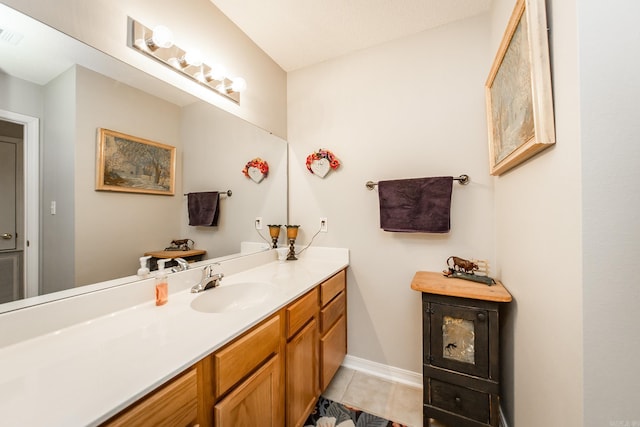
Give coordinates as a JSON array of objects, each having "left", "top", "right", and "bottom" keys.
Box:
[
  {"left": 242, "top": 157, "right": 269, "bottom": 183},
  {"left": 306, "top": 148, "right": 340, "bottom": 178}
]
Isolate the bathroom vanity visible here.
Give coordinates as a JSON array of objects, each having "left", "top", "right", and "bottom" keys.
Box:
[
  {"left": 411, "top": 271, "right": 511, "bottom": 427},
  {"left": 0, "top": 248, "right": 348, "bottom": 426}
]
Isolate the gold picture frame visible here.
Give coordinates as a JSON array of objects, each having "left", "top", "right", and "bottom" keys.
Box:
[
  {"left": 485, "top": 0, "right": 555, "bottom": 176},
  {"left": 96, "top": 128, "right": 176, "bottom": 195}
]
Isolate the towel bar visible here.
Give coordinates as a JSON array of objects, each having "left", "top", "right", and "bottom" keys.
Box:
[
  {"left": 365, "top": 174, "right": 469, "bottom": 190},
  {"left": 184, "top": 190, "right": 232, "bottom": 197}
]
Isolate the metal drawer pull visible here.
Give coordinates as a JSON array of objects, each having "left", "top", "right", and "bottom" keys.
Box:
[{"left": 1, "top": 233, "right": 12, "bottom": 240}]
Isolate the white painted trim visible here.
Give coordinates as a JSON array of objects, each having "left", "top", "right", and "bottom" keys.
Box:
[
  {"left": 0, "top": 110, "right": 39, "bottom": 298},
  {"left": 342, "top": 354, "right": 423, "bottom": 389}
]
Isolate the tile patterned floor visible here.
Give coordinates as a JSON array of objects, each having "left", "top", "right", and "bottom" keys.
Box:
[{"left": 322, "top": 366, "right": 429, "bottom": 427}]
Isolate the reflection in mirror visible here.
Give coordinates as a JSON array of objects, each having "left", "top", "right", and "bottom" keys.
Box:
[{"left": 0, "top": 4, "right": 287, "bottom": 313}]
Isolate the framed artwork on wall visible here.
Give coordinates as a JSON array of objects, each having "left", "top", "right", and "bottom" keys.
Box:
[
  {"left": 96, "top": 128, "right": 176, "bottom": 195},
  {"left": 485, "top": 0, "right": 555, "bottom": 176}
]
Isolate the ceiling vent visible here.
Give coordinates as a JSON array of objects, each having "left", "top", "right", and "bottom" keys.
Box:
[{"left": 0, "top": 27, "right": 24, "bottom": 46}]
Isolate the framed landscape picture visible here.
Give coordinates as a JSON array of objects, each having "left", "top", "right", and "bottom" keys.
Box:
[
  {"left": 485, "top": 0, "right": 555, "bottom": 176},
  {"left": 96, "top": 128, "right": 176, "bottom": 195}
]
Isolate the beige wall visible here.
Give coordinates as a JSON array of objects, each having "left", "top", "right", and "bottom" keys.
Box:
[
  {"left": 491, "top": 0, "right": 583, "bottom": 425},
  {"left": 3, "top": 0, "right": 287, "bottom": 138},
  {"left": 288, "top": 13, "right": 493, "bottom": 374},
  {"left": 41, "top": 67, "right": 76, "bottom": 293},
  {"left": 579, "top": 1, "right": 640, "bottom": 425},
  {"left": 179, "top": 101, "right": 288, "bottom": 257},
  {"left": 75, "top": 66, "right": 183, "bottom": 285}
]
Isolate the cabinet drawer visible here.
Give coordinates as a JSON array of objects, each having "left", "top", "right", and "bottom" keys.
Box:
[
  {"left": 286, "top": 288, "right": 318, "bottom": 338},
  {"left": 214, "top": 315, "right": 280, "bottom": 397},
  {"left": 214, "top": 354, "right": 282, "bottom": 427},
  {"left": 320, "top": 315, "right": 346, "bottom": 390},
  {"left": 103, "top": 368, "right": 198, "bottom": 427},
  {"left": 320, "top": 291, "right": 345, "bottom": 334},
  {"left": 320, "top": 270, "right": 346, "bottom": 307},
  {"left": 429, "top": 378, "right": 490, "bottom": 424}
]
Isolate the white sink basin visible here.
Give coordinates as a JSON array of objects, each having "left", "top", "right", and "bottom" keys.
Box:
[{"left": 190, "top": 282, "right": 276, "bottom": 313}]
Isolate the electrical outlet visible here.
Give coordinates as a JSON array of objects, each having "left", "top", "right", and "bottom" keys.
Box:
[
  {"left": 320, "top": 217, "right": 328, "bottom": 232},
  {"left": 255, "top": 217, "right": 263, "bottom": 230}
]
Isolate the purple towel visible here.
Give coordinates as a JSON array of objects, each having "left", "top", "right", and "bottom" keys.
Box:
[
  {"left": 188, "top": 192, "right": 219, "bottom": 226},
  {"left": 378, "top": 176, "right": 453, "bottom": 233}
]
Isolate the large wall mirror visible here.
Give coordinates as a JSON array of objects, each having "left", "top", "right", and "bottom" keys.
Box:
[{"left": 0, "top": 4, "right": 288, "bottom": 313}]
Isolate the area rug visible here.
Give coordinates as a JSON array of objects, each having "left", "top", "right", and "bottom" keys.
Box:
[{"left": 304, "top": 396, "right": 408, "bottom": 427}]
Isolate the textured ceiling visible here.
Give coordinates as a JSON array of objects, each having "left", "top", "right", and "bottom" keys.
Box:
[{"left": 210, "top": 0, "right": 492, "bottom": 71}]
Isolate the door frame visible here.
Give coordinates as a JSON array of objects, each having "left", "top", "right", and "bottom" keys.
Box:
[{"left": 0, "top": 110, "right": 39, "bottom": 298}]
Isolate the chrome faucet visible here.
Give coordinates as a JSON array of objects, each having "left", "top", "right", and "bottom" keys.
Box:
[
  {"left": 191, "top": 263, "right": 224, "bottom": 293},
  {"left": 170, "top": 258, "right": 190, "bottom": 273}
]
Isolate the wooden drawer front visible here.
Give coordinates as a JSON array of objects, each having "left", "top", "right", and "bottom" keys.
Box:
[
  {"left": 320, "top": 315, "right": 347, "bottom": 391},
  {"left": 286, "top": 288, "right": 318, "bottom": 339},
  {"left": 214, "top": 315, "right": 280, "bottom": 397},
  {"left": 320, "top": 291, "right": 345, "bottom": 334},
  {"left": 215, "top": 354, "right": 282, "bottom": 427},
  {"left": 103, "top": 368, "right": 198, "bottom": 427},
  {"left": 320, "top": 270, "right": 346, "bottom": 307},
  {"left": 429, "top": 378, "right": 489, "bottom": 424}
]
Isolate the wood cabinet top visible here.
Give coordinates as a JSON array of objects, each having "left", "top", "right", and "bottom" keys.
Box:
[
  {"left": 144, "top": 249, "right": 206, "bottom": 258},
  {"left": 410, "top": 271, "right": 512, "bottom": 302}
]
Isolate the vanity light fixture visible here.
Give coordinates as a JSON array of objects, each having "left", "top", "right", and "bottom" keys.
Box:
[{"left": 128, "top": 18, "right": 246, "bottom": 104}]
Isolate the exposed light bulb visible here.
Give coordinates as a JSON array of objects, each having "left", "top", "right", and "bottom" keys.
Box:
[
  {"left": 208, "top": 64, "right": 227, "bottom": 81},
  {"left": 231, "top": 77, "right": 247, "bottom": 93},
  {"left": 183, "top": 49, "right": 203, "bottom": 67},
  {"left": 150, "top": 25, "right": 173, "bottom": 48},
  {"left": 167, "top": 57, "right": 181, "bottom": 69}
]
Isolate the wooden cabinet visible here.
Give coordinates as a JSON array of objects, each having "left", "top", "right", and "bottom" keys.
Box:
[
  {"left": 144, "top": 249, "right": 206, "bottom": 271},
  {"left": 103, "top": 268, "right": 348, "bottom": 427},
  {"left": 214, "top": 354, "right": 282, "bottom": 426},
  {"left": 206, "top": 314, "right": 284, "bottom": 427},
  {"left": 285, "top": 289, "right": 319, "bottom": 427},
  {"left": 102, "top": 367, "right": 199, "bottom": 427},
  {"left": 411, "top": 271, "right": 511, "bottom": 427},
  {"left": 213, "top": 315, "right": 281, "bottom": 397},
  {"left": 319, "top": 270, "right": 347, "bottom": 390}
]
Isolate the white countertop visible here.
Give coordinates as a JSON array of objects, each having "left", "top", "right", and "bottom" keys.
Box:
[{"left": 0, "top": 248, "right": 349, "bottom": 426}]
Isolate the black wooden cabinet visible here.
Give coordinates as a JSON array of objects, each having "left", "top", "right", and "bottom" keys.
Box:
[{"left": 411, "top": 271, "right": 511, "bottom": 427}]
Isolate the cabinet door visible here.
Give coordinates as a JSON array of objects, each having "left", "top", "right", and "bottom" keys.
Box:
[
  {"left": 214, "top": 354, "right": 282, "bottom": 427},
  {"left": 103, "top": 368, "right": 198, "bottom": 427},
  {"left": 320, "top": 315, "right": 346, "bottom": 390},
  {"left": 429, "top": 302, "right": 489, "bottom": 378},
  {"left": 286, "top": 318, "right": 319, "bottom": 427}
]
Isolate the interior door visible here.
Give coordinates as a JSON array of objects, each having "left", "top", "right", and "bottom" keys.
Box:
[{"left": 0, "top": 140, "right": 16, "bottom": 251}]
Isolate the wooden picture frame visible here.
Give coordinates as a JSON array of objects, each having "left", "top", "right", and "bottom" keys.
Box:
[
  {"left": 96, "top": 128, "right": 176, "bottom": 195},
  {"left": 485, "top": 0, "right": 555, "bottom": 176}
]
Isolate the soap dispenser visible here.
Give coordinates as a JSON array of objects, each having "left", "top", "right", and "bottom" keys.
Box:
[
  {"left": 155, "top": 258, "right": 170, "bottom": 306},
  {"left": 137, "top": 256, "right": 151, "bottom": 278}
]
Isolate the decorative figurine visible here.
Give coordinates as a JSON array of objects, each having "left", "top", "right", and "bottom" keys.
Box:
[
  {"left": 165, "top": 238, "right": 194, "bottom": 251},
  {"left": 443, "top": 256, "right": 495, "bottom": 286},
  {"left": 447, "top": 256, "right": 479, "bottom": 274}
]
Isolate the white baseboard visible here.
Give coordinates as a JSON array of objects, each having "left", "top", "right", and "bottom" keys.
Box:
[{"left": 341, "top": 354, "right": 423, "bottom": 389}]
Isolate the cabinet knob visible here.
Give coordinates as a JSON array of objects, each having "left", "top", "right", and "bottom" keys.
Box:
[
  {"left": 455, "top": 396, "right": 462, "bottom": 406},
  {"left": 1, "top": 233, "right": 12, "bottom": 240},
  {"left": 477, "top": 312, "right": 486, "bottom": 321}
]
